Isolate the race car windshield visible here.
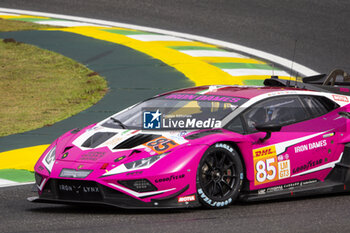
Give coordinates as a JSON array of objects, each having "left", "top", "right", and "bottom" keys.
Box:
[{"left": 102, "top": 93, "right": 248, "bottom": 129}]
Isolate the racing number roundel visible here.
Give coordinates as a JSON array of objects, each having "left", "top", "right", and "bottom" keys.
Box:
[
  {"left": 253, "top": 145, "right": 290, "bottom": 185},
  {"left": 144, "top": 136, "right": 178, "bottom": 154}
]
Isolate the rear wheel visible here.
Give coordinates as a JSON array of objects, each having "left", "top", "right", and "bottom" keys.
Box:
[{"left": 197, "top": 143, "right": 243, "bottom": 208}]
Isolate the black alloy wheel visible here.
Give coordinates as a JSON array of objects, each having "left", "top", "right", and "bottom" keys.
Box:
[{"left": 197, "top": 143, "right": 243, "bottom": 208}]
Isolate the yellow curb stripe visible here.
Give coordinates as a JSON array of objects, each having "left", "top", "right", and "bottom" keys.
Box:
[
  {"left": 0, "top": 15, "right": 50, "bottom": 19},
  {"left": 0, "top": 145, "right": 49, "bottom": 171},
  {"left": 50, "top": 26, "right": 244, "bottom": 85}
]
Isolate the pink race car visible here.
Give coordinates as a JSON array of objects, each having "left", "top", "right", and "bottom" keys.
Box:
[{"left": 29, "top": 70, "right": 350, "bottom": 209}]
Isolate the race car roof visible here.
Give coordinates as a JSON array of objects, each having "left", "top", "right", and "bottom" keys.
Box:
[{"left": 163, "top": 85, "right": 303, "bottom": 99}]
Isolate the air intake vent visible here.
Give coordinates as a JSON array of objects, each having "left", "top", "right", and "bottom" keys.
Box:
[
  {"left": 114, "top": 134, "right": 161, "bottom": 149},
  {"left": 82, "top": 132, "right": 117, "bottom": 148},
  {"left": 63, "top": 146, "right": 74, "bottom": 153}
]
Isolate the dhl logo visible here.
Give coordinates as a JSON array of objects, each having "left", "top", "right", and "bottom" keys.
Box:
[{"left": 253, "top": 145, "right": 276, "bottom": 158}]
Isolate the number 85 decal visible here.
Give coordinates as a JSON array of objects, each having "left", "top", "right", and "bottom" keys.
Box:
[
  {"left": 144, "top": 137, "right": 178, "bottom": 153},
  {"left": 254, "top": 157, "right": 278, "bottom": 185}
]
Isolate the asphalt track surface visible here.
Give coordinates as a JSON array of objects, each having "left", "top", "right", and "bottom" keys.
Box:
[
  {"left": 2, "top": 0, "right": 350, "bottom": 74},
  {"left": 1, "top": 1, "right": 350, "bottom": 232}
]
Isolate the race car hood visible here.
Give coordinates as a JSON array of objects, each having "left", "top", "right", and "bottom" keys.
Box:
[{"left": 55, "top": 126, "right": 190, "bottom": 164}]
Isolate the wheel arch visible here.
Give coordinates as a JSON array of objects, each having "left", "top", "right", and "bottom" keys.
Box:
[{"left": 214, "top": 140, "right": 247, "bottom": 179}]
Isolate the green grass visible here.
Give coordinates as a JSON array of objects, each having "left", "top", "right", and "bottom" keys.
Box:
[
  {"left": 0, "top": 20, "right": 108, "bottom": 136},
  {"left": 0, "top": 18, "right": 57, "bottom": 31},
  {"left": 0, "top": 169, "right": 34, "bottom": 182}
]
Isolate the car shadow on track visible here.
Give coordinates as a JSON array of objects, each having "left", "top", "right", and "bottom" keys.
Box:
[
  {"left": 25, "top": 192, "right": 350, "bottom": 215},
  {"left": 26, "top": 204, "right": 205, "bottom": 215}
]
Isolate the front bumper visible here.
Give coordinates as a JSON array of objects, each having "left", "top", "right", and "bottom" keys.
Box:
[{"left": 28, "top": 179, "right": 200, "bottom": 209}]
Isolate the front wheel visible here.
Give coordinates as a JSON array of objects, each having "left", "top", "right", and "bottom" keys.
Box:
[{"left": 196, "top": 143, "right": 243, "bottom": 208}]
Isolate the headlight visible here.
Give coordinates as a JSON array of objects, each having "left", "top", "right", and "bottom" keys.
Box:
[
  {"left": 102, "top": 152, "right": 170, "bottom": 177},
  {"left": 124, "top": 153, "right": 166, "bottom": 170},
  {"left": 42, "top": 146, "right": 56, "bottom": 173},
  {"left": 124, "top": 152, "right": 169, "bottom": 170}
]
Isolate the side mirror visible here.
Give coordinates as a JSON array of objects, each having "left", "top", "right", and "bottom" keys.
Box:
[{"left": 255, "top": 124, "right": 282, "bottom": 142}]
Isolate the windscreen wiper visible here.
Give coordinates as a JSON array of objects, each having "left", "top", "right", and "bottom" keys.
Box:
[{"left": 110, "top": 117, "right": 127, "bottom": 129}]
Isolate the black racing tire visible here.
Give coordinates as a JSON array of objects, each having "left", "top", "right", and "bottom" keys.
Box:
[{"left": 196, "top": 142, "right": 243, "bottom": 208}]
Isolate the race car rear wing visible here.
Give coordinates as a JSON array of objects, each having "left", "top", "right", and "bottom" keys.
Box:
[{"left": 264, "top": 69, "right": 350, "bottom": 95}]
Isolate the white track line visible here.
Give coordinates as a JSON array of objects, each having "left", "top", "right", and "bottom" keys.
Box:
[
  {"left": 222, "top": 69, "right": 290, "bottom": 77},
  {"left": 0, "top": 178, "right": 16, "bottom": 186},
  {"left": 0, "top": 7, "right": 319, "bottom": 76},
  {"left": 0, "top": 178, "right": 34, "bottom": 188},
  {"left": 127, "top": 34, "right": 191, "bottom": 42},
  {"left": 0, "top": 12, "right": 18, "bottom": 16},
  {"left": 179, "top": 50, "right": 248, "bottom": 58}
]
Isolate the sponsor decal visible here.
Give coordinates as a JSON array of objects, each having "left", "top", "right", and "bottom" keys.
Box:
[
  {"left": 104, "top": 136, "right": 125, "bottom": 146},
  {"left": 114, "top": 155, "right": 126, "bottom": 162},
  {"left": 62, "top": 152, "right": 69, "bottom": 159},
  {"left": 164, "top": 94, "right": 241, "bottom": 103},
  {"left": 58, "top": 184, "right": 99, "bottom": 194},
  {"left": 253, "top": 145, "right": 290, "bottom": 185},
  {"left": 121, "top": 130, "right": 131, "bottom": 135},
  {"left": 294, "top": 140, "right": 327, "bottom": 153},
  {"left": 267, "top": 91, "right": 297, "bottom": 97},
  {"left": 257, "top": 179, "right": 318, "bottom": 195},
  {"left": 197, "top": 188, "right": 232, "bottom": 207},
  {"left": 143, "top": 136, "right": 178, "bottom": 154},
  {"left": 339, "top": 88, "right": 350, "bottom": 93},
  {"left": 266, "top": 185, "right": 283, "bottom": 192},
  {"left": 332, "top": 94, "right": 349, "bottom": 102},
  {"left": 323, "top": 132, "right": 335, "bottom": 139},
  {"left": 80, "top": 151, "right": 105, "bottom": 161},
  {"left": 258, "top": 189, "right": 266, "bottom": 195},
  {"left": 178, "top": 195, "right": 196, "bottom": 203},
  {"left": 179, "top": 131, "right": 188, "bottom": 137},
  {"left": 254, "top": 155, "right": 278, "bottom": 185},
  {"left": 38, "top": 166, "right": 44, "bottom": 171},
  {"left": 155, "top": 174, "right": 185, "bottom": 183},
  {"left": 253, "top": 145, "right": 276, "bottom": 159},
  {"left": 77, "top": 165, "right": 84, "bottom": 170},
  {"left": 277, "top": 154, "right": 289, "bottom": 161},
  {"left": 301, "top": 179, "right": 318, "bottom": 185},
  {"left": 292, "top": 159, "right": 323, "bottom": 174},
  {"left": 278, "top": 160, "right": 290, "bottom": 179},
  {"left": 215, "top": 143, "right": 234, "bottom": 152},
  {"left": 126, "top": 171, "right": 143, "bottom": 176}
]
